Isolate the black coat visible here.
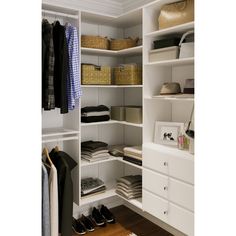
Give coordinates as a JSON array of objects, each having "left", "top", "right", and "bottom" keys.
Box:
[
  {"left": 50, "top": 149, "right": 77, "bottom": 236},
  {"left": 53, "top": 21, "right": 69, "bottom": 114}
]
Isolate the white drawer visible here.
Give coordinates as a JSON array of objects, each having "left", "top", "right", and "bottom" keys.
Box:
[
  {"left": 143, "top": 169, "right": 194, "bottom": 211},
  {"left": 143, "top": 190, "right": 168, "bottom": 223},
  {"left": 169, "top": 178, "right": 194, "bottom": 212},
  {"left": 169, "top": 202, "right": 194, "bottom": 236},
  {"left": 143, "top": 169, "right": 168, "bottom": 199},
  {"left": 143, "top": 145, "right": 169, "bottom": 174},
  {"left": 143, "top": 144, "right": 194, "bottom": 184}
]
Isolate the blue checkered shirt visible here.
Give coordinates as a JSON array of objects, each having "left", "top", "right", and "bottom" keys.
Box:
[{"left": 65, "top": 23, "right": 82, "bottom": 110}]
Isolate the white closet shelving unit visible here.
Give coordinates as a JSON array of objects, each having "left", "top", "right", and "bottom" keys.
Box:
[
  {"left": 80, "top": 8, "right": 143, "bottom": 210},
  {"left": 42, "top": 4, "right": 81, "bottom": 206},
  {"left": 42, "top": 1, "right": 194, "bottom": 235},
  {"left": 142, "top": 0, "right": 194, "bottom": 235}
]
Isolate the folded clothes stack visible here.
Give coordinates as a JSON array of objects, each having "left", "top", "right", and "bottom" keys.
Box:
[
  {"left": 108, "top": 145, "right": 126, "bottom": 157},
  {"left": 81, "top": 177, "right": 106, "bottom": 197},
  {"left": 81, "top": 141, "right": 110, "bottom": 162},
  {"left": 81, "top": 105, "right": 110, "bottom": 123},
  {"left": 116, "top": 175, "right": 142, "bottom": 200},
  {"left": 123, "top": 146, "right": 142, "bottom": 166}
]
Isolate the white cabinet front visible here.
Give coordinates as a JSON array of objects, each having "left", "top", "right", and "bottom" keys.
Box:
[
  {"left": 169, "top": 202, "right": 194, "bottom": 236},
  {"left": 143, "top": 190, "right": 168, "bottom": 223},
  {"left": 143, "top": 145, "right": 194, "bottom": 184}
]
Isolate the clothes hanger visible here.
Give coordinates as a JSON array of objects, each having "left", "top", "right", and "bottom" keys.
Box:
[
  {"left": 42, "top": 147, "right": 53, "bottom": 166},
  {"left": 55, "top": 145, "right": 60, "bottom": 152}
]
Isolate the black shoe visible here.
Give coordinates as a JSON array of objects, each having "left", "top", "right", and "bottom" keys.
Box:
[
  {"left": 80, "top": 214, "right": 95, "bottom": 232},
  {"left": 91, "top": 207, "right": 106, "bottom": 226},
  {"left": 72, "top": 217, "right": 86, "bottom": 235},
  {"left": 100, "top": 205, "right": 116, "bottom": 223}
]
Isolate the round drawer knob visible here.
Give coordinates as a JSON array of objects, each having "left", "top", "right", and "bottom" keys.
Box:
[
  {"left": 164, "top": 186, "right": 168, "bottom": 191},
  {"left": 164, "top": 211, "right": 168, "bottom": 215},
  {"left": 163, "top": 162, "right": 168, "bottom": 166}
]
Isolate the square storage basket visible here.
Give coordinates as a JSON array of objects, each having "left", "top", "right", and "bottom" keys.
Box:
[
  {"left": 111, "top": 106, "right": 125, "bottom": 121},
  {"left": 114, "top": 64, "right": 142, "bottom": 85},
  {"left": 125, "top": 106, "right": 142, "bottom": 124},
  {"left": 81, "top": 35, "right": 110, "bottom": 50},
  {"left": 81, "top": 64, "right": 112, "bottom": 85},
  {"left": 149, "top": 46, "right": 179, "bottom": 62}
]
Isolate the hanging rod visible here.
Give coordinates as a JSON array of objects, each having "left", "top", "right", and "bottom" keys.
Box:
[{"left": 42, "top": 9, "right": 79, "bottom": 19}]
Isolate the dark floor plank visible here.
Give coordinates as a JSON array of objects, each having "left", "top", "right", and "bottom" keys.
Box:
[{"left": 72, "top": 205, "right": 173, "bottom": 236}]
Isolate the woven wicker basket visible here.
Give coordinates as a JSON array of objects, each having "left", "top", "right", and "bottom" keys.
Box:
[
  {"left": 81, "top": 35, "right": 110, "bottom": 49},
  {"left": 114, "top": 64, "right": 142, "bottom": 85},
  {"left": 110, "top": 37, "right": 139, "bottom": 50},
  {"left": 81, "top": 64, "right": 111, "bottom": 85}
]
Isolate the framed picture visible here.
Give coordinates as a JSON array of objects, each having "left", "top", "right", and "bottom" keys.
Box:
[{"left": 154, "top": 121, "right": 184, "bottom": 146}]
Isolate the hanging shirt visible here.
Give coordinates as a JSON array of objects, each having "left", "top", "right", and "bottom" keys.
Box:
[
  {"left": 49, "top": 149, "right": 77, "bottom": 236},
  {"left": 42, "top": 19, "right": 55, "bottom": 110},
  {"left": 48, "top": 164, "right": 58, "bottom": 236},
  {"left": 53, "top": 21, "right": 69, "bottom": 114},
  {"left": 65, "top": 23, "right": 82, "bottom": 111},
  {"left": 42, "top": 164, "right": 51, "bottom": 236}
]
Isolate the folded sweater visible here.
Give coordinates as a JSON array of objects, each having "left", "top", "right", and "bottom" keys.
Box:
[
  {"left": 81, "top": 115, "right": 110, "bottom": 123},
  {"left": 81, "top": 105, "right": 109, "bottom": 113}
]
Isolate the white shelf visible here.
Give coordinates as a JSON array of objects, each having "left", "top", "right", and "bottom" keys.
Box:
[
  {"left": 80, "top": 187, "right": 143, "bottom": 209},
  {"left": 145, "top": 57, "right": 194, "bottom": 67},
  {"left": 145, "top": 22, "right": 194, "bottom": 38},
  {"left": 81, "top": 120, "right": 118, "bottom": 126},
  {"left": 81, "top": 46, "right": 142, "bottom": 56},
  {"left": 42, "top": 136, "right": 79, "bottom": 144},
  {"left": 42, "top": 127, "right": 79, "bottom": 138},
  {"left": 81, "top": 155, "right": 117, "bottom": 167},
  {"left": 145, "top": 95, "right": 194, "bottom": 102},
  {"left": 80, "top": 189, "right": 117, "bottom": 206},
  {"left": 144, "top": 142, "right": 194, "bottom": 160},
  {"left": 81, "top": 85, "right": 143, "bottom": 88},
  {"left": 81, "top": 120, "right": 143, "bottom": 128},
  {"left": 118, "top": 121, "right": 143, "bottom": 128},
  {"left": 116, "top": 194, "right": 142, "bottom": 210}
]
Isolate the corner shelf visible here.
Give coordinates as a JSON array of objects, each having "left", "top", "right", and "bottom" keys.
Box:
[
  {"left": 145, "top": 22, "right": 194, "bottom": 38},
  {"left": 81, "top": 155, "right": 117, "bottom": 167},
  {"left": 80, "top": 189, "right": 117, "bottom": 206},
  {"left": 145, "top": 95, "right": 194, "bottom": 102},
  {"left": 81, "top": 85, "right": 143, "bottom": 88},
  {"left": 81, "top": 156, "right": 143, "bottom": 170},
  {"left": 145, "top": 57, "right": 194, "bottom": 67},
  {"left": 80, "top": 187, "right": 143, "bottom": 210},
  {"left": 81, "top": 120, "right": 143, "bottom": 128},
  {"left": 81, "top": 46, "right": 142, "bottom": 57}
]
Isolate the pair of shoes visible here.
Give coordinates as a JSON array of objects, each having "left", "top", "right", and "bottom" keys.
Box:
[
  {"left": 91, "top": 205, "right": 115, "bottom": 226},
  {"left": 72, "top": 215, "right": 95, "bottom": 234},
  {"left": 91, "top": 207, "right": 106, "bottom": 227},
  {"left": 80, "top": 214, "right": 95, "bottom": 232},
  {"left": 72, "top": 217, "right": 86, "bottom": 235},
  {"left": 100, "top": 205, "right": 116, "bottom": 224}
]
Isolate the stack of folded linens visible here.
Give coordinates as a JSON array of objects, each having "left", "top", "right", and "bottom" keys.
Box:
[
  {"left": 81, "top": 105, "right": 110, "bottom": 123},
  {"left": 116, "top": 175, "right": 142, "bottom": 200},
  {"left": 81, "top": 177, "right": 106, "bottom": 197},
  {"left": 123, "top": 146, "right": 142, "bottom": 166},
  {"left": 81, "top": 141, "right": 110, "bottom": 162}
]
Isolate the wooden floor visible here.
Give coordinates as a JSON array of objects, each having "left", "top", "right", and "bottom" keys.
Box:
[{"left": 72, "top": 205, "right": 173, "bottom": 236}]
